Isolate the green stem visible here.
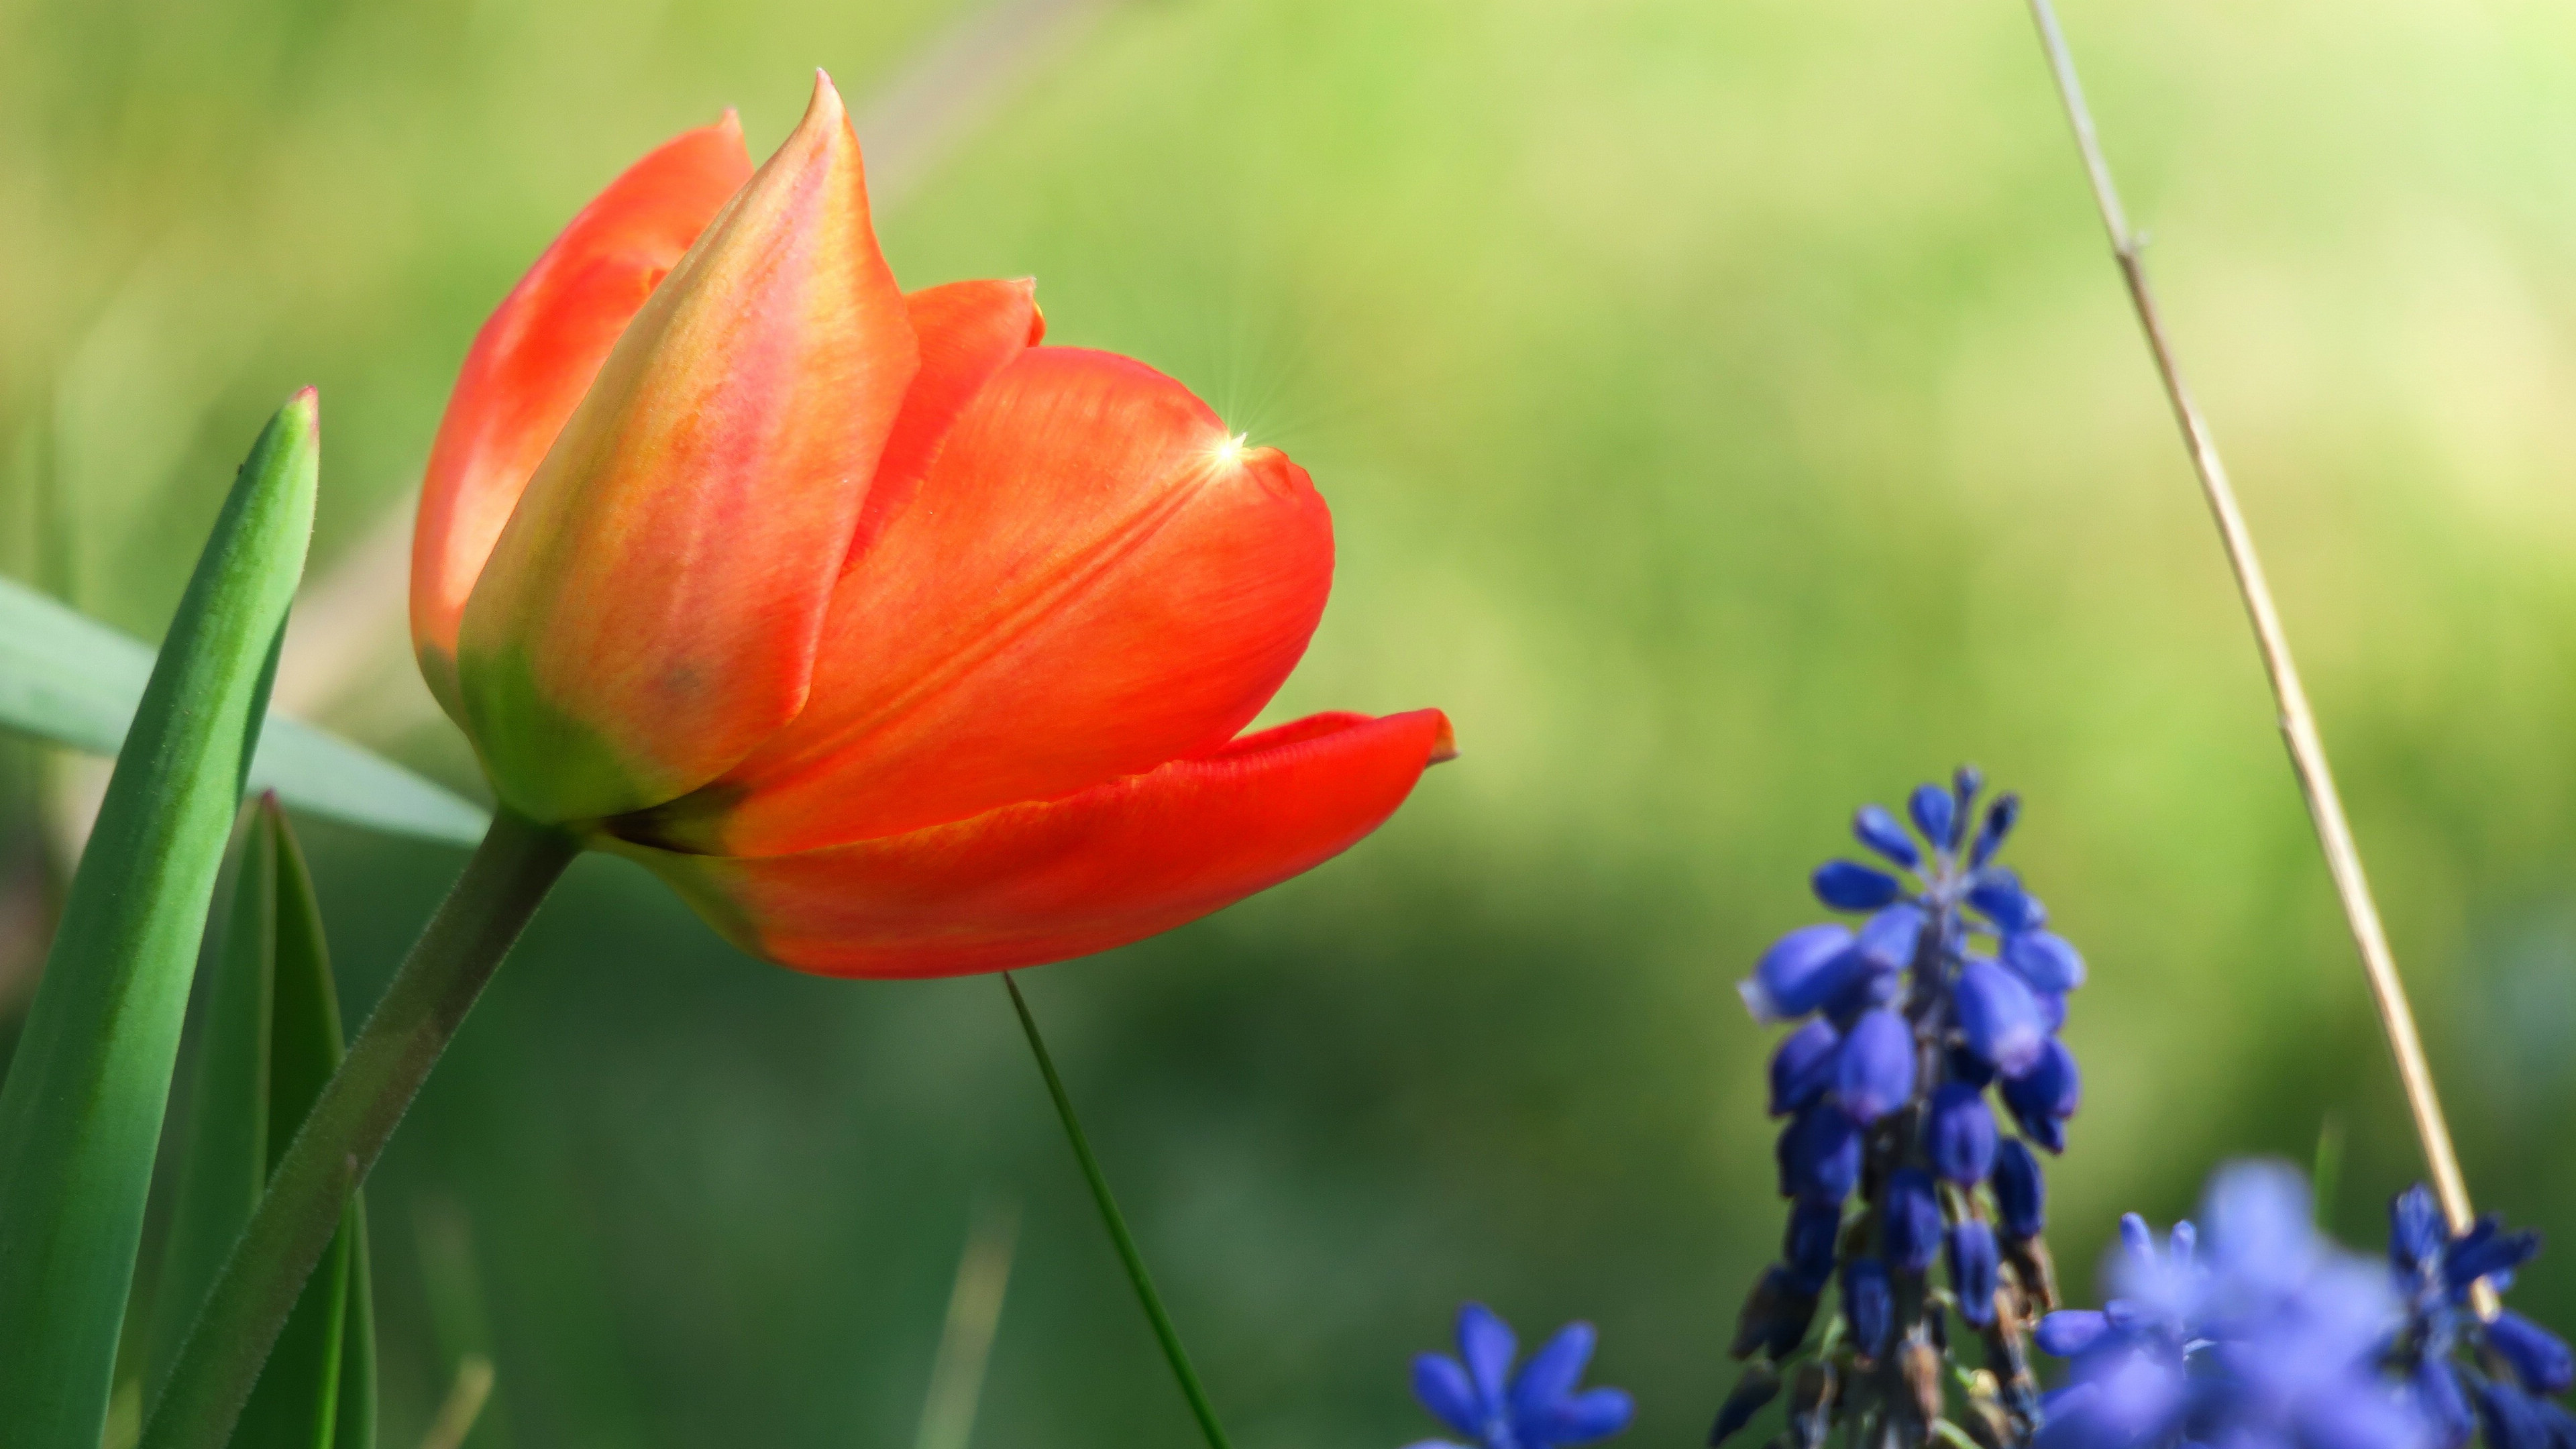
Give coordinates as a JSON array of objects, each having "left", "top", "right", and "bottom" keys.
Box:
[
  {"left": 1002, "top": 973, "right": 1232, "bottom": 1449},
  {"left": 140, "top": 808, "right": 577, "bottom": 1449}
]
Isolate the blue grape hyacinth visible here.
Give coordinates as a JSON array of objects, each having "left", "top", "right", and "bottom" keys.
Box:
[
  {"left": 1408, "top": 1303, "right": 1634, "bottom": 1449},
  {"left": 2385, "top": 1183, "right": 2576, "bottom": 1449},
  {"left": 2035, "top": 1161, "right": 2428, "bottom": 1449},
  {"left": 1720, "top": 767, "right": 2080, "bottom": 1449}
]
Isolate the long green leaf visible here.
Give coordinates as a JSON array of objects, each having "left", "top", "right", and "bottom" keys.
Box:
[
  {"left": 146, "top": 799, "right": 376, "bottom": 1449},
  {"left": 0, "top": 392, "right": 320, "bottom": 1449},
  {"left": 0, "top": 572, "right": 488, "bottom": 847}
]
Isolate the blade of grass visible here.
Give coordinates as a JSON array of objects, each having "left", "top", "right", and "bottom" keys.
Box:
[
  {"left": 0, "top": 572, "right": 488, "bottom": 847},
  {"left": 2020, "top": 0, "right": 2493, "bottom": 1315},
  {"left": 417, "top": 1356, "right": 494, "bottom": 1449},
  {"left": 0, "top": 390, "right": 319, "bottom": 1449},
  {"left": 1002, "top": 973, "right": 1232, "bottom": 1449},
  {"left": 912, "top": 1199, "right": 1020, "bottom": 1449}
]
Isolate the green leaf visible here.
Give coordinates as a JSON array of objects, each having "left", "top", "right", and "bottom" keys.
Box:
[
  {"left": 0, "top": 393, "right": 320, "bottom": 1449},
  {"left": 0, "top": 572, "right": 488, "bottom": 849},
  {"left": 146, "top": 799, "right": 376, "bottom": 1449}
]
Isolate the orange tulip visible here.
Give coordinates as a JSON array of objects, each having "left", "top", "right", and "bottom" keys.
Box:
[{"left": 410, "top": 74, "right": 1453, "bottom": 978}]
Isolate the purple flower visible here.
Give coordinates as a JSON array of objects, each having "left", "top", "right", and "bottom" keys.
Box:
[
  {"left": 1409, "top": 1303, "right": 1633, "bottom": 1449},
  {"left": 2035, "top": 1161, "right": 2428, "bottom": 1449},
  {"left": 2386, "top": 1182, "right": 2573, "bottom": 1446}
]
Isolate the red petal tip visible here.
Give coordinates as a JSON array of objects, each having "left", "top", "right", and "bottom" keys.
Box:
[{"left": 1427, "top": 713, "right": 1459, "bottom": 765}]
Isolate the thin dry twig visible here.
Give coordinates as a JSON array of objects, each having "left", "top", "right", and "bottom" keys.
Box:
[{"left": 2020, "top": 0, "right": 2491, "bottom": 1307}]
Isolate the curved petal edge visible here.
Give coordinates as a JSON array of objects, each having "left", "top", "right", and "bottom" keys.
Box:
[{"left": 612, "top": 708, "right": 1453, "bottom": 977}]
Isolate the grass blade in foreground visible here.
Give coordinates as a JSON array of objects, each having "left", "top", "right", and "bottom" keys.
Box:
[
  {"left": 0, "top": 573, "right": 489, "bottom": 847},
  {"left": 0, "top": 391, "right": 319, "bottom": 1449},
  {"left": 144, "top": 798, "right": 376, "bottom": 1447},
  {"left": 1004, "top": 973, "right": 1233, "bottom": 1449}
]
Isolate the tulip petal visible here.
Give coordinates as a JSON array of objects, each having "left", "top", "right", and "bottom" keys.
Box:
[
  {"left": 648, "top": 344, "right": 1335, "bottom": 853},
  {"left": 456, "top": 72, "right": 918, "bottom": 822},
  {"left": 411, "top": 115, "right": 753, "bottom": 716},
  {"left": 613, "top": 708, "right": 1451, "bottom": 977},
  {"left": 845, "top": 278, "right": 1046, "bottom": 569}
]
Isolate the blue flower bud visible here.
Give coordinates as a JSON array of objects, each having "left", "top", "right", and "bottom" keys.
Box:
[
  {"left": 1742, "top": 924, "right": 1860, "bottom": 1023},
  {"left": 1778, "top": 1106, "right": 1861, "bottom": 1205},
  {"left": 2416, "top": 1360, "right": 2475, "bottom": 1449},
  {"left": 2019, "top": 1113, "right": 2065, "bottom": 1155},
  {"left": 1929, "top": 1081, "right": 1997, "bottom": 1185},
  {"left": 1909, "top": 784, "right": 1957, "bottom": 851},
  {"left": 1835, "top": 1010, "right": 1917, "bottom": 1125},
  {"left": 1953, "top": 764, "right": 1984, "bottom": 808},
  {"left": 1966, "top": 868, "right": 2045, "bottom": 932},
  {"left": 2491, "top": 1310, "right": 2576, "bottom": 1396},
  {"left": 2002, "top": 1038, "right": 2080, "bottom": 1126},
  {"left": 1856, "top": 904, "right": 1925, "bottom": 973},
  {"left": 2477, "top": 1379, "right": 2557, "bottom": 1449},
  {"left": 2031, "top": 988, "right": 2067, "bottom": 1035},
  {"left": 1854, "top": 805, "right": 1920, "bottom": 870},
  {"left": 1813, "top": 861, "right": 1903, "bottom": 912},
  {"left": 2448, "top": 1216, "right": 2543, "bottom": 1293},
  {"left": 1949, "top": 1220, "right": 2000, "bottom": 1328},
  {"left": 2003, "top": 930, "right": 2085, "bottom": 992},
  {"left": 1786, "top": 1201, "right": 1843, "bottom": 1294},
  {"left": 2033, "top": 1309, "right": 2106, "bottom": 1357},
  {"left": 1843, "top": 1258, "right": 1892, "bottom": 1358},
  {"left": 1991, "top": 1139, "right": 2045, "bottom": 1240},
  {"left": 1955, "top": 959, "right": 2047, "bottom": 1077},
  {"left": 2389, "top": 1182, "right": 2447, "bottom": 1277},
  {"left": 1884, "top": 1168, "right": 1944, "bottom": 1274},
  {"left": 1970, "top": 792, "right": 2020, "bottom": 869},
  {"left": 1770, "top": 1019, "right": 1841, "bottom": 1117},
  {"left": 1820, "top": 963, "right": 1902, "bottom": 1030},
  {"left": 1710, "top": 1365, "right": 1782, "bottom": 1446}
]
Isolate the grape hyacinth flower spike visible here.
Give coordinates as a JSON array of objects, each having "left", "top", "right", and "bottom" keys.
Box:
[
  {"left": 1721, "top": 767, "right": 2085, "bottom": 1449},
  {"left": 2035, "top": 1161, "right": 2430, "bottom": 1449},
  {"left": 1407, "top": 1303, "right": 1635, "bottom": 1449},
  {"left": 2385, "top": 1183, "right": 2576, "bottom": 1449}
]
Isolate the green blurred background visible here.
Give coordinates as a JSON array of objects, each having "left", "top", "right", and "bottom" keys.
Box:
[{"left": 7, "top": 0, "right": 2576, "bottom": 1443}]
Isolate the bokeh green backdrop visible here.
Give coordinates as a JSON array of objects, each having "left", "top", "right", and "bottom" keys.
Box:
[{"left": 5, "top": 0, "right": 2576, "bottom": 1444}]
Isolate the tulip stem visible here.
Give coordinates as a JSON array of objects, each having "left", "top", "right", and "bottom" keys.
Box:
[
  {"left": 139, "top": 808, "right": 578, "bottom": 1449},
  {"left": 1002, "top": 973, "right": 1234, "bottom": 1449}
]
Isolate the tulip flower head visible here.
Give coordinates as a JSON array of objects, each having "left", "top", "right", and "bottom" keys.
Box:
[{"left": 412, "top": 74, "right": 1452, "bottom": 977}]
